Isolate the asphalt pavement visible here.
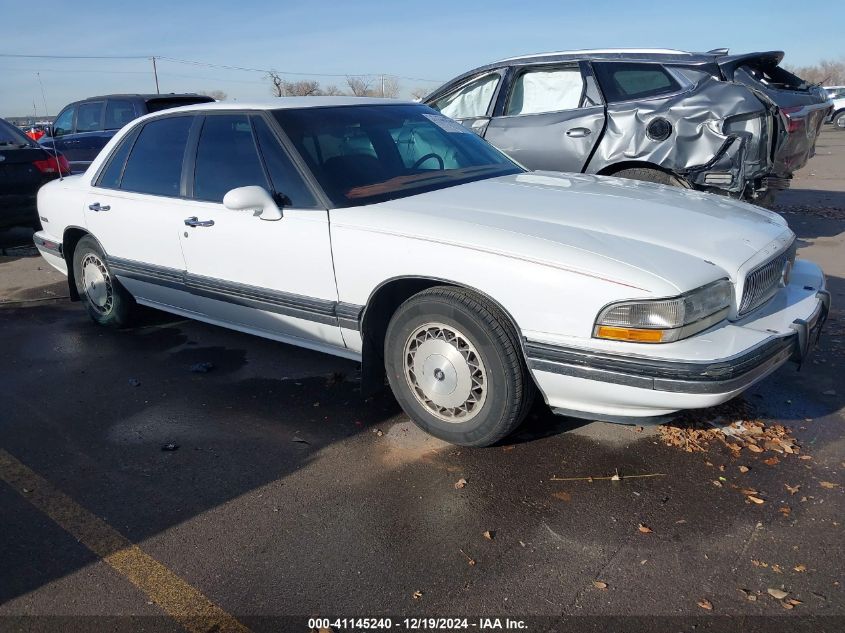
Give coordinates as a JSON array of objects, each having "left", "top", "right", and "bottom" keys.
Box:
[{"left": 0, "top": 130, "right": 843, "bottom": 633}]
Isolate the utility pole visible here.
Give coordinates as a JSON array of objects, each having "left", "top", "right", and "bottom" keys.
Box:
[
  {"left": 151, "top": 56, "right": 160, "bottom": 94},
  {"left": 381, "top": 74, "right": 385, "bottom": 97}
]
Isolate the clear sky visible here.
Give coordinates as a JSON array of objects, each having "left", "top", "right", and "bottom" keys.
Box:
[{"left": 1, "top": 0, "right": 840, "bottom": 117}]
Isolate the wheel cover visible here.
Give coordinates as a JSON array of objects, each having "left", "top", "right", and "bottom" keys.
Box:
[
  {"left": 403, "top": 322, "right": 487, "bottom": 423},
  {"left": 836, "top": 114, "right": 845, "bottom": 129},
  {"left": 80, "top": 253, "right": 113, "bottom": 314}
]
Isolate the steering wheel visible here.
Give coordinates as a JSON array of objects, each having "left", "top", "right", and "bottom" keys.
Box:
[{"left": 411, "top": 153, "right": 445, "bottom": 170}]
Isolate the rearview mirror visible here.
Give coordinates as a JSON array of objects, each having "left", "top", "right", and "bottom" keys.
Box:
[{"left": 222, "top": 186, "right": 283, "bottom": 221}]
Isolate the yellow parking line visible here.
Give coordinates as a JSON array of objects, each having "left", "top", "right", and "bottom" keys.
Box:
[{"left": 0, "top": 449, "right": 250, "bottom": 633}]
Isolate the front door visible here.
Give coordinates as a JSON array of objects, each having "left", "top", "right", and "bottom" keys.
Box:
[
  {"left": 83, "top": 115, "right": 196, "bottom": 312},
  {"left": 176, "top": 113, "right": 344, "bottom": 350},
  {"left": 483, "top": 65, "right": 605, "bottom": 173}
]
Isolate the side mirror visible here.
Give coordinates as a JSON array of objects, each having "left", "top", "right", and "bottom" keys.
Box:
[{"left": 222, "top": 186, "right": 283, "bottom": 221}]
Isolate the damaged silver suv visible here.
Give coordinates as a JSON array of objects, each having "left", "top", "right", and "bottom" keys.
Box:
[{"left": 425, "top": 49, "right": 827, "bottom": 202}]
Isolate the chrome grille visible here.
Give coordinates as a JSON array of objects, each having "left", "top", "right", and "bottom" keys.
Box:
[{"left": 738, "top": 248, "right": 794, "bottom": 316}]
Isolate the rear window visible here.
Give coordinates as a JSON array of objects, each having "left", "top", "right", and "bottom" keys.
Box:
[
  {"left": 0, "top": 119, "right": 34, "bottom": 146},
  {"left": 593, "top": 62, "right": 681, "bottom": 103},
  {"left": 145, "top": 97, "right": 214, "bottom": 114},
  {"left": 120, "top": 116, "right": 193, "bottom": 197},
  {"left": 739, "top": 63, "right": 812, "bottom": 92}
]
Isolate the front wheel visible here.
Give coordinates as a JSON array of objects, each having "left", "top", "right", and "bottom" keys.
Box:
[
  {"left": 834, "top": 111, "right": 845, "bottom": 131},
  {"left": 72, "top": 235, "right": 136, "bottom": 327},
  {"left": 385, "top": 286, "right": 535, "bottom": 447}
]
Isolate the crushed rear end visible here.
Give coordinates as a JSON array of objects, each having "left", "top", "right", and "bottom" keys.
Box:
[{"left": 718, "top": 51, "right": 832, "bottom": 187}]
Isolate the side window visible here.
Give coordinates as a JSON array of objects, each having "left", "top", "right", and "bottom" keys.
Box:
[
  {"left": 430, "top": 73, "right": 500, "bottom": 119},
  {"left": 251, "top": 116, "right": 317, "bottom": 208},
  {"left": 96, "top": 128, "right": 139, "bottom": 189},
  {"left": 193, "top": 114, "right": 269, "bottom": 203},
  {"left": 75, "top": 101, "right": 104, "bottom": 132},
  {"left": 53, "top": 107, "right": 74, "bottom": 137},
  {"left": 121, "top": 116, "right": 193, "bottom": 197},
  {"left": 593, "top": 62, "right": 681, "bottom": 103},
  {"left": 505, "top": 67, "right": 585, "bottom": 116},
  {"left": 104, "top": 100, "right": 136, "bottom": 130}
]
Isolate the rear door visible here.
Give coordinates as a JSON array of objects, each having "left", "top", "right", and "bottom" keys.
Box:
[
  {"left": 83, "top": 115, "right": 197, "bottom": 312},
  {"left": 72, "top": 100, "right": 110, "bottom": 171},
  {"left": 483, "top": 63, "right": 604, "bottom": 173}
]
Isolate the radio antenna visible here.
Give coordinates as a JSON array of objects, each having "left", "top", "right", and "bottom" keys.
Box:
[{"left": 36, "top": 72, "right": 64, "bottom": 181}]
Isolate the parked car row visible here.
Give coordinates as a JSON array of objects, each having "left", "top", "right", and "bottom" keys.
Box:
[
  {"left": 31, "top": 99, "right": 829, "bottom": 446},
  {"left": 424, "top": 49, "right": 832, "bottom": 204},
  {"left": 823, "top": 85, "right": 845, "bottom": 129}
]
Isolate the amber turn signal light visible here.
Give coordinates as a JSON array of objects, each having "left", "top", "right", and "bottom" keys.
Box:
[{"left": 595, "top": 326, "right": 664, "bottom": 343}]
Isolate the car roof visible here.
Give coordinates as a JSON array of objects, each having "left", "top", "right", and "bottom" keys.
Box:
[
  {"left": 147, "top": 96, "right": 417, "bottom": 114},
  {"left": 494, "top": 48, "right": 707, "bottom": 63},
  {"left": 80, "top": 93, "right": 212, "bottom": 101}
]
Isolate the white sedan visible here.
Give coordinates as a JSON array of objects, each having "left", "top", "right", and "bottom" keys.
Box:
[{"left": 33, "top": 98, "right": 829, "bottom": 446}]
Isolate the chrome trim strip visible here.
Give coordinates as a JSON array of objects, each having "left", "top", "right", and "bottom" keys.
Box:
[
  {"left": 525, "top": 331, "right": 798, "bottom": 394},
  {"left": 108, "top": 257, "right": 363, "bottom": 330},
  {"left": 33, "top": 235, "right": 63, "bottom": 258}
]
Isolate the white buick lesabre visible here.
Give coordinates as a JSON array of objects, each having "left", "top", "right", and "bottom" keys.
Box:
[{"left": 33, "top": 98, "right": 829, "bottom": 446}]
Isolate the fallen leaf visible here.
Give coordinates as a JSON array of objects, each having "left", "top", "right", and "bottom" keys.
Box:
[
  {"left": 738, "top": 588, "right": 757, "bottom": 602},
  {"left": 675, "top": 519, "right": 687, "bottom": 524},
  {"left": 772, "top": 564, "right": 784, "bottom": 574},
  {"left": 819, "top": 481, "right": 838, "bottom": 489},
  {"left": 483, "top": 530, "right": 495, "bottom": 540},
  {"left": 412, "top": 590, "right": 423, "bottom": 600},
  {"left": 454, "top": 478, "right": 467, "bottom": 489},
  {"left": 739, "top": 465, "right": 750, "bottom": 473},
  {"left": 592, "top": 580, "right": 608, "bottom": 590},
  {"left": 767, "top": 588, "right": 789, "bottom": 600},
  {"left": 637, "top": 523, "right": 653, "bottom": 534},
  {"left": 794, "top": 564, "right": 806, "bottom": 573},
  {"left": 552, "top": 491, "right": 572, "bottom": 502},
  {"left": 785, "top": 484, "right": 800, "bottom": 495},
  {"left": 747, "top": 444, "right": 764, "bottom": 453},
  {"left": 747, "top": 495, "right": 765, "bottom": 505},
  {"left": 739, "top": 488, "right": 759, "bottom": 496},
  {"left": 697, "top": 599, "right": 713, "bottom": 610},
  {"left": 787, "top": 598, "right": 802, "bottom": 605},
  {"left": 798, "top": 455, "right": 813, "bottom": 460},
  {"left": 712, "top": 480, "right": 723, "bottom": 487},
  {"left": 763, "top": 456, "right": 780, "bottom": 466},
  {"left": 778, "top": 506, "right": 791, "bottom": 516},
  {"left": 780, "top": 600, "right": 794, "bottom": 610}
]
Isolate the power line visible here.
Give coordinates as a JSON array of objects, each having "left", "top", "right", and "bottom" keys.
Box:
[{"left": 0, "top": 53, "right": 444, "bottom": 83}]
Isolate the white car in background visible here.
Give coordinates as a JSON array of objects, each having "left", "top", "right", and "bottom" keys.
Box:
[
  {"left": 823, "top": 86, "right": 845, "bottom": 129},
  {"left": 33, "top": 99, "right": 829, "bottom": 446}
]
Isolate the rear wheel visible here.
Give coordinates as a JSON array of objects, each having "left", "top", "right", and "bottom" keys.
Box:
[
  {"left": 833, "top": 111, "right": 845, "bottom": 131},
  {"left": 385, "top": 286, "right": 534, "bottom": 447},
  {"left": 611, "top": 167, "right": 690, "bottom": 188},
  {"left": 72, "top": 235, "right": 136, "bottom": 327}
]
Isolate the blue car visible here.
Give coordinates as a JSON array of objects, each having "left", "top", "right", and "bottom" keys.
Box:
[{"left": 40, "top": 93, "right": 214, "bottom": 173}]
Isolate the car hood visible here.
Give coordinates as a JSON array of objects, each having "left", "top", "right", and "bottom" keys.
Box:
[{"left": 346, "top": 172, "right": 793, "bottom": 295}]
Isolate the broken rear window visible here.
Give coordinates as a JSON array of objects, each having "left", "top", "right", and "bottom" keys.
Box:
[{"left": 592, "top": 62, "right": 682, "bottom": 103}]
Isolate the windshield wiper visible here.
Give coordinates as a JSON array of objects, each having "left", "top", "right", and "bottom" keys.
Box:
[{"left": 346, "top": 166, "right": 508, "bottom": 199}]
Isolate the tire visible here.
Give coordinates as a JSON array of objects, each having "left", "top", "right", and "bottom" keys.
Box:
[
  {"left": 72, "top": 235, "right": 136, "bottom": 327},
  {"left": 610, "top": 167, "right": 690, "bottom": 188},
  {"left": 833, "top": 111, "right": 845, "bottom": 131},
  {"left": 384, "top": 286, "right": 535, "bottom": 447}
]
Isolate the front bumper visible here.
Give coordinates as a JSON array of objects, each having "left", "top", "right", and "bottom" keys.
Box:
[{"left": 527, "top": 260, "right": 828, "bottom": 421}]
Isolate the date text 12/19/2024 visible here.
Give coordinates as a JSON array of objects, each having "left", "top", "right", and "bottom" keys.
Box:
[{"left": 308, "top": 618, "right": 528, "bottom": 630}]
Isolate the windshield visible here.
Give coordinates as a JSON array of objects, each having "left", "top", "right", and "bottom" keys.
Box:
[
  {"left": 0, "top": 119, "right": 35, "bottom": 147},
  {"left": 273, "top": 104, "right": 522, "bottom": 207}
]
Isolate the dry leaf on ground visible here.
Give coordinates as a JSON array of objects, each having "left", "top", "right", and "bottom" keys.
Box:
[
  {"left": 819, "top": 481, "right": 838, "bottom": 489},
  {"left": 747, "top": 495, "right": 765, "bottom": 505},
  {"left": 767, "top": 588, "right": 789, "bottom": 600},
  {"left": 794, "top": 564, "right": 807, "bottom": 572},
  {"left": 637, "top": 523, "right": 653, "bottom": 534},
  {"left": 593, "top": 581, "right": 608, "bottom": 590},
  {"left": 454, "top": 478, "right": 467, "bottom": 489},
  {"left": 739, "top": 465, "right": 750, "bottom": 473},
  {"left": 412, "top": 590, "right": 423, "bottom": 600},
  {"left": 697, "top": 599, "right": 713, "bottom": 610},
  {"left": 785, "top": 484, "right": 800, "bottom": 495},
  {"left": 483, "top": 530, "right": 495, "bottom": 540}
]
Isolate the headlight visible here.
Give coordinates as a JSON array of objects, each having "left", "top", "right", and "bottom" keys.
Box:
[{"left": 594, "top": 279, "right": 732, "bottom": 343}]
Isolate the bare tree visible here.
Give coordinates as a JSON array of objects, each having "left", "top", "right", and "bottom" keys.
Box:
[
  {"left": 268, "top": 70, "right": 285, "bottom": 96},
  {"left": 381, "top": 76, "right": 400, "bottom": 98},
  {"left": 284, "top": 80, "right": 321, "bottom": 96},
  {"left": 322, "top": 84, "right": 345, "bottom": 96},
  {"left": 199, "top": 90, "right": 228, "bottom": 101},
  {"left": 346, "top": 76, "right": 374, "bottom": 97},
  {"left": 784, "top": 57, "right": 845, "bottom": 85},
  {"left": 410, "top": 86, "right": 430, "bottom": 101}
]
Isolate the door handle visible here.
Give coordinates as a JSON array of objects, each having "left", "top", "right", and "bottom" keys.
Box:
[
  {"left": 88, "top": 202, "right": 110, "bottom": 212},
  {"left": 184, "top": 216, "right": 215, "bottom": 228},
  {"left": 566, "top": 127, "right": 592, "bottom": 138}
]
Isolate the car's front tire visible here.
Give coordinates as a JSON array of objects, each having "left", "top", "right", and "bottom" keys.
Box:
[
  {"left": 833, "top": 110, "right": 845, "bottom": 131},
  {"left": 385, "top": 286, "right": 535, "bottom": 447},
  {"left": 72, "top": 235, "right": 136, "bottom": 327}
]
